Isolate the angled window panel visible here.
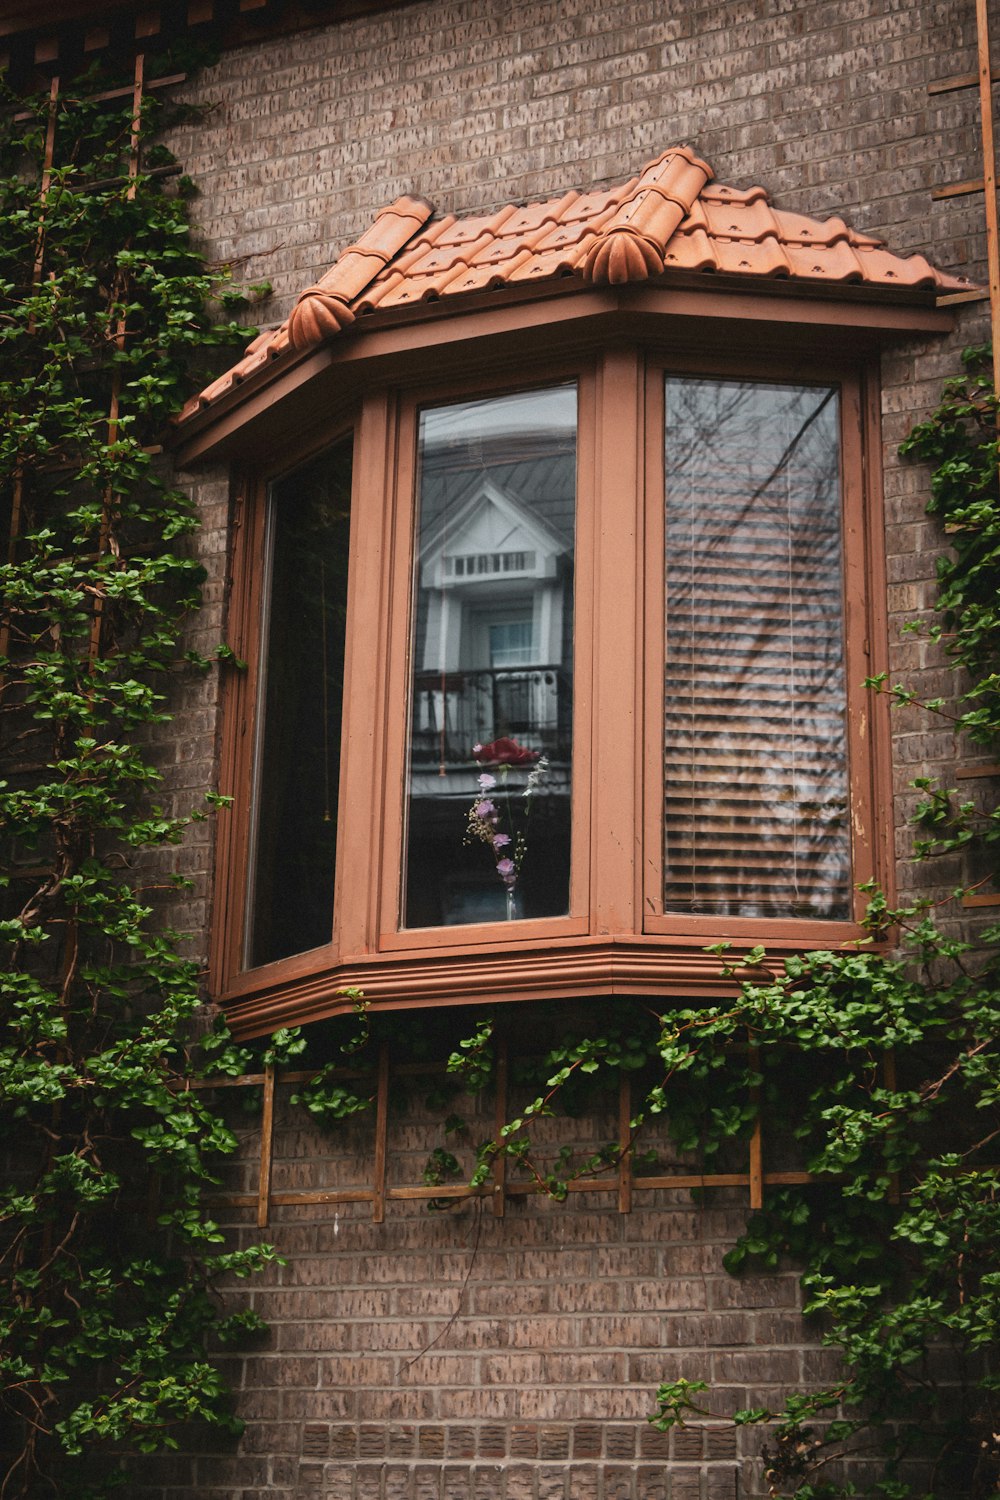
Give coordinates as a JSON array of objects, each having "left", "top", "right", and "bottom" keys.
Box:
[
  {"left": 661, "top": 377, "right": 850, "bottom": 921},
  {"left": 245, "top": 436, "right": 354, "bottom": 968}
]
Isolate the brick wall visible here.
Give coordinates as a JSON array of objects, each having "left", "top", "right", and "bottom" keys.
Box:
[
  {"left": 129, "top": 1067, "right": 822, "bottom": 1500},
  {"left": 166, "top": 0, "right": 988, "bottom": 322},
  {"left": 138, "top": 0, "right": 997, "bottom": 1493}
]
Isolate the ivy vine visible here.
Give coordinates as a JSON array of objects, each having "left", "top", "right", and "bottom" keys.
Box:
[{"left": 0, "top": 72, "right": 274, "bottom": 1498}]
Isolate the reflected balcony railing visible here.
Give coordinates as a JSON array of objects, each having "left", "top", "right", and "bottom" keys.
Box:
[{"left": 411, "top": 664, "right": 572, "bottom": 767}]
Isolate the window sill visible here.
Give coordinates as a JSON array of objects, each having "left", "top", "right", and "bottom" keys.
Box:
[{"left": 217, "top": 928, "right": 879, "bottom": 1038}]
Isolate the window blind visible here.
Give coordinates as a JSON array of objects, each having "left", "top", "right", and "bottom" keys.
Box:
[{"left": 663, "top": 377, "right": 851, "bottom": 920}]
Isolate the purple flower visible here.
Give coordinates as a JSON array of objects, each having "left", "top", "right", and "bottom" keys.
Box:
[
  {"left": 477, "top": 772, "right": 497, "bottom": 791},
  {"left": 474, "top": 799, "right": 496, "bottom": 819},
  {"left": 496, "top": 857, "right": 515, "bottom": 884},
  {"left": 492, "top": 833, "right": 511, "bottom": 850}
]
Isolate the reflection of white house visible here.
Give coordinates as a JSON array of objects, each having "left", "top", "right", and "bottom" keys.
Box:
[{"left": 414, "top": 477, "right": 569, "bottom": 764}]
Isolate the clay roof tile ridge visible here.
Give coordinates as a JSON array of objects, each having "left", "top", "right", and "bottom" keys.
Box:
[
  {"left": 175, "top": 151, "right": 977, "bottom": 431},
  {"left": 286, "top": 194, "right": 435, "bottom": 353},
  {"left": 583, "top": 145, "right": 713, "bottom": 285}
]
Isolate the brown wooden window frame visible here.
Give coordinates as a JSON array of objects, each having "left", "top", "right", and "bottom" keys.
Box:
[
  {"left": 642, "top": 352, "right": 888, "bottom": 945},
  {"left": 209, "top": 307, "right": 893, "bottom": 1037}
]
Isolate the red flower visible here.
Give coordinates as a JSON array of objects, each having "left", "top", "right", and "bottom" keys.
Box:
[{"left": 473, "top": 736, "right": 540, "bottom": 767}]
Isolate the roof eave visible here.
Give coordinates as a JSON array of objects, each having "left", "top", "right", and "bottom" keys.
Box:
[{"left": 171, "top": 272, "right": 956, "bottom": 467}]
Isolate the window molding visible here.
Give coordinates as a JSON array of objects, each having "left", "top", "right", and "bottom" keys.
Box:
[
  {"left": 175, "top": 283, "right": 951, "bottom": 471},
  {"left": 377, "top": 364, "right": 595, "bottom": 950},
  {"left": 208, "top": 322, "right": 895, "bottom": 1038},
  {"left": 640, "top": 352, "right": 890, "bottom": 944}
]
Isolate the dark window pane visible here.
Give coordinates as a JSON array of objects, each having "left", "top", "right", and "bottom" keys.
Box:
[
  {"left": 663, "top": 378, "right": 850, "bottom": 920},
  {"left": 246, "top": 438, "right": 353, "bottom": 967},
  {"left": 404, "top": 386, "right": 576, "bottom": 928}
]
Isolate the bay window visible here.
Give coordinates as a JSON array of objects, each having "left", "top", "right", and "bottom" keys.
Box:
[
  {"left": 209, "top": 337, "right": 890, "bottom": 1035},
  {"left": 171, "top": 146, "right": 965, "bottom": 1032}
]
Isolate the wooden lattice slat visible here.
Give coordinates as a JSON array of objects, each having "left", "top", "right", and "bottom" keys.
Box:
[
  {"left": 196, "top": 1042, "right": 776, "bottom": 1223},
  {"left": 492, "top": 1035, "right": 507, "bottom": 1218},
  {"left": 256, "top": 1062, "right": 276, "bottom": 1228},
  {"left": 748, "top": 1046, "right": 763, "bottom": 1211},
  {"left": 617, "top": 1072, "right": 632, "bottom": 1215},
  {"left": 371, "top": 1043, "right": 390, "bottom": 1223}
]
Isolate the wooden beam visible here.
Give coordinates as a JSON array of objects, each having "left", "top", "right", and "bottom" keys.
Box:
[
  {"left": 937, "top": 289, "right": 991, "bottom": 305},
  {"left": 257, "top": 1062, "right": 276, "bottom": 1228},
  {"left": 636, "top": 1170, "right": 819, "bottom": 1190},
  {"left": 135, "top": 8, "right": 161, "bottom": 38},
  {"left": 929, "top": 67, "right": 1000, "bottom": 94},
  {"left": 371, "top": 1043, "right": 389, "bottom": 1223},
  {"left": 13, "top": 73, "right": 186, "bottom": 121},
  {"left": 617, "top": 1071, "right": 632, "bottom": 1215},
  {"left": 975, "top": 0, "right": 1000, "bottom": 397},
  {"left": 748, "top": 1046, "right": 763, "bottom": 1211},
  {"left": 206, "top": 1169, "right": 826, "bottom": 1213},
  {"left": 492, "top": 1036, "right": 507, "bottom": 1219},
  {"left": 931, "top": 178, "right": 986, "bottom": 199},
  {"left": 956, "top": 761, "right": 1000, "bottom": 779}
]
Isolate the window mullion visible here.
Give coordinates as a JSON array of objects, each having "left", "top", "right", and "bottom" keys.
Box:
[
  {"left": 338, "top": 390, "right": 402, "bottom": 959},
  {"left": 590, "top": 346, "right": 643, "bottom": 937}
]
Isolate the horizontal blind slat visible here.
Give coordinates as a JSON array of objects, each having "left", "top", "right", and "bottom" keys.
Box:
[{"left": 662, "top": 377, "right": 851, "bottom": 922}]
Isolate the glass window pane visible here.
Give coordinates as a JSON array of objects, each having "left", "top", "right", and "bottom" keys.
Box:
[
  {"left": 404, "top": 386, "right": 576, "bottom": 928},
  {"left": 246, "top": 437, "right": 353, "bottom": 967},
  {"left": 663, "top": 377, "right": 850, "bottom": 920}
]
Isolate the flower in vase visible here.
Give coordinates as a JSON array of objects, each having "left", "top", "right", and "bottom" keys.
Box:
[{"left": 465, "top": 742, "right": 548, "bottom": 909}]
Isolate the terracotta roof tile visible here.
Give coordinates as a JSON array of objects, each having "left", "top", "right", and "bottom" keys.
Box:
[
  {"left": 401, "top": 235, "right": 496, "bottom": 278},
  {"left": 713, "top": 236, "right": 794, "bottom": 278},
  {"left": 661, "top": 225, "right": 717, "bottom": 273},
  {"left": 428, "top": 257, "right": 534, "bottom": 298},
  {"left": 697, "top": 193, "right": 781, "bottom": 242},
  {"left": 502, "top": 192, "right": 585, "bottom": 232},
  {"left": 853, "top": 244, "right": 943, "bottom": 287},
  {"left": 177, "top": 145, "right": 975, "bottom": 428},
  {"left": 428, "top": 211, "right": 504, "bottom": 247},
  {"left": 530, "top": 218, "right": 598, "bottom": 252},
  {"left": 560, "top": 186, "right": 632, "bottom": 223},
  {"left": 508, "top": 247, "right": 583, "bottom": 282}
]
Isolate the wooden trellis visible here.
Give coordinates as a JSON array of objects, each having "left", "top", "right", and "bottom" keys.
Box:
[
  {"left": 0, "top": 55, "right": 195, "bottom": 930},
  {"left": 0, "top": 57, "right": 185, "bottom": 675},
  {"left": 930, "top": 0, "right": 1000, "bottom": 395},
  {"left": 929, "top": 0, "right": 1000, "bottom": 910},
  {"left": 187, "top": 1038, "right": 823, "bottom": 1230}
]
